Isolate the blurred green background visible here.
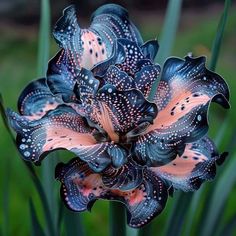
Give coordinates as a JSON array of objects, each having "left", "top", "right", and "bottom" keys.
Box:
[{"left": 0, "top": 0, "right": 236, "bottom": 235}]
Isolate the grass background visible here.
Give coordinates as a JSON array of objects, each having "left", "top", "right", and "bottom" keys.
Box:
[{"left": 0, "top": 1, "right": 236, "bottom": 235}]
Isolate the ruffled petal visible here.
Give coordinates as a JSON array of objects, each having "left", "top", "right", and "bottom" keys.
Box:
[
  {"left": 47, "top": 50, "right": 80, "bottom": 103},
  {"left": 134, "top": 64, "right": 160, "bottom": 97},
  {"left": 52, "top": 4, "right": 142, "bottom": 71},
  {"left": 135, "top": 56, "right": 229, "bottom": 166},
  {"left": 93, "top": 39, "right": 160, "bottom": 96},
  {"left": 7, "top": 104, "right": 126, "bottom": 172},
  {"left": 151, "top": 137, "right": 227, "bottom": 191},
  {"left": 141, "top": 39, "right": 159, "bottom": 61},
  {"left": 55, "top": 158, "right": 168, "bottom": 228},
  {"left": 18, "top": 78, "right": 63, "bottom": 119},
  {"left": 79, "top": 84, "right": 157, "bottom": 141},
  {"left": 102, "top": 158, "right": 143, "bottom": 191}
]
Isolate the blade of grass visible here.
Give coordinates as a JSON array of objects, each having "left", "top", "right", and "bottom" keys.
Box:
[
  {"left": 157, "top": 0, "right": 183, "bottom": 66},
  {"left": 200, "top": 150, "right": 236, "bottom": 236},
  {"left": 163, "top": 192, "right": 193, "bottom": 236},
  {"left": 2, "top": 157, "right": 10, "bottom": 236},
  {"left": 29, "top": 199, "right": 46, "bottom": 236},
  {"left": 37, "top": 1, "right": 60, "bottom": 234},
  {"left": 218, "top": 216, "right": 236, "bottom": 236},
  {"left": 209, "top": 0, "right": 232, "bottom": 71},
  {"left": 63, "top": 207, "right": 85, "bottom": 236},
  {"left": 149, "top": 0, "right": 183, "bottom": 101},
  {"left": 110, "top": 202, "right": 126, "bottom": 236},
  {"left": 37, "top": 0, "right": 50, "bottom": 76},
  {"left": 137, "top": 224, "right": 152, "bottom": 236}
]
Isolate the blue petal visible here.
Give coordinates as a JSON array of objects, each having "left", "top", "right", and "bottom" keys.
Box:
[
  {"left": 18, "top": 78, "right": 63, "bottom": 119},
  {"left": 152, "top": 137, "right": 228, "bottom": 191},
  {"left": 55, "top": 158, "right": 168, "bottom": 228},
  {"left": 135, "top": 56, "right": 230, "bottom": 167}
]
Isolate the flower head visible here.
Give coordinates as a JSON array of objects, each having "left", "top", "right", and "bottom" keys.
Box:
[{"left": 7, "top": 4, "right": 230, "bottom": 228}]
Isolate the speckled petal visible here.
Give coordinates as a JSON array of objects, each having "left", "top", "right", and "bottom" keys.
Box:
[
  {"left": 135, "top": 56, "right": 230, "bottom": 166},
  {"left": 102, "top": 158, "right": 143, "bottom": 191},
  {"left": 18, "top": 78, "right": 63, "bottom": 119},
  {"left": 55, "top": 158, "right": 168, "bottom": 228},
  {"left": 52, "top": 4, "right": 142, "bottom": 71},
  {"left": 151, "top": 137, "right": 228, "bottom": 191},
  {"left": 82, "top": 84, "right": 158, "bottom": 141},
  {"left": 140, "top": 39, "right": 159, "bottom": 61},
  {"left": 7, "top": 104, "right": 126, "bottom": 172},
  {"left": 47, "top": 50, "right": 80, "bottom": 103}
]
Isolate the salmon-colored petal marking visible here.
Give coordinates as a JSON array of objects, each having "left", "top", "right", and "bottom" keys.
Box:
[
  {"left": 18, "top": 78, "right": 63, "bottom": 120},
  {"left": 134, "top": 56, "right": 229, "bottom": 167},
  {"left": 151, "top": 137, "right": 227, "bottom": 191},
  {"left": 81, "top": 84, "right": 157, "bottom": 141},
  {"left": 7, "top": 104, "right": 126, "bottom": 172},
  {"left": 55, "top": 158, "right": 168, "bottom": 228}
]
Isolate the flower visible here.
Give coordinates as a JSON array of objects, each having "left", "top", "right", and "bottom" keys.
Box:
[{"left": 7, "top": 4, "right": 230, "bottom": 228}]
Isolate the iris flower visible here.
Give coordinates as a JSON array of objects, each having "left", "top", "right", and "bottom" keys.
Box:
[{"left": 7, "top": 4, "right": 230, "bottom": 228}]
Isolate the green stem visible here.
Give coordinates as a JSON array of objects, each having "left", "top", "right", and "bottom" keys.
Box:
[
  {"left": 109, "top": 202, "right": 126, "bottom": 236},
  {"left": 137, "top": 224, "right": 152, "bottom": 236}
]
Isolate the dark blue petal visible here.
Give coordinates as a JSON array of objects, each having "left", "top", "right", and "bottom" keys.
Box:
[
  {"left": 102, "top": 65, "right": 134, "bottom": 90},
  {"left": 52, "top": 4, "right": 143, "bottom": 73},
  {"left": 136, "top": 56, "right": 230, "bottom": 167},
  {"left": 55, "top": 158, "right": 168, "bottom": 228},
  {"left": 83, "top": 84, "right": 157, "bottom": 139},
  {"left": 74, "top": 68, "right": 100, "bottom": 103},
  {"left": 90, "top": 4, "right": 143, "bottom": 48},
  {"left": 141, "top": 39, "right": 159, "bottom": 61},
  {"left": 152, "top": 137, "right": 228, "bottom": 191},
  {"left": 7, "top": 104, "right": 122, "bottom": 172},
  {"left": 92, "top": 41, "right": 126, "bottom": 78},
  {"left": 47, "top": 50, "right": 80, "bottom": 103},
  {"left": 18, "top": 78, "right": 63, "bottom": 119},
  {"left": 102, "top": 158, "right": 143, "bottom": 190},
  {"left": 134, "top": 64, "right": 160, "bottom": 97}
]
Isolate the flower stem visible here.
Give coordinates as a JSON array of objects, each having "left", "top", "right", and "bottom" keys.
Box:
[{"left": 109, "top": 201, "right": 126, "bottom": 236}]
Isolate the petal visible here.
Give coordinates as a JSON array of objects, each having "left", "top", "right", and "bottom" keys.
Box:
[
  {"left": 47, "top": 50, "right": 80, "bottom": 103},
  {"left": 102, "top": 65, "right": 134, "bottom": 91},
  {"left": 82, "top": 84, "right": 157, "bottom": 141},
  {"left": 74, "top": 68, "right": 100, "bottom": 103},
  {"left": 53, "top": 4, "right": 143, "bottom": 71},
  {"left": 134, "top": 64, "right": 160, "bottom": 97},
  {"left": 135, "top": 56, "right": 230, "bottom": 166},
  {"left": 102, "top": 158, "right": 143, "bottom": 191},
  {"left": 141, "top": 40, "right": 159, "bottom": 61},
  {"left": 116, "top": 39, "right": 147, "bottom": 75},
  {"left": 151, "top": 137, "right": 227, "bottom": 191},
  {"left": 7, "top": 104, "right": 126, "bottom": 172},
  {"left": 55, "top": 158, "right": 168, "bottom": 228},
  {"left": 91, "top": 4, "right": 143, "bottom": 46},
  {"left": 18, "top": 78, "right": 63, "bottom": 119}
]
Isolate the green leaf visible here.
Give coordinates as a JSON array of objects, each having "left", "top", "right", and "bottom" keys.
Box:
[
  {"left": 63, "top": 207, "right": 85, "bottom": 236},
  {"left": 137, "top": 224, "right": 152, "bottom": 236},
  {"left": 37, "top": 0, "right": 50, "bottom": 77},
  {"left": 149, "top": 0, "right": 183, "bottom": 101},
  {"left": 37, "top": 1, "right": 60, "bottom": 234},
  {"left": 219, "top": 216, "right": 236, "bottom": 236},
  {"left": 109, "top": 202, "right": 126, "bottom": 236},
  {"left": 199, "top": 151, "right": 236, "bottom": 236},
  {"left": 29, "top": 199, "right": 46, "bottom": 236},
  {"left": 157, "top": 0, "right": 183, "bottom": 66},
  {"left": 209, "top": 0, "right": 232, "bottom": 71},
  {"left": 163, "top": 192, "right": 193, "bottom": 236}
]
